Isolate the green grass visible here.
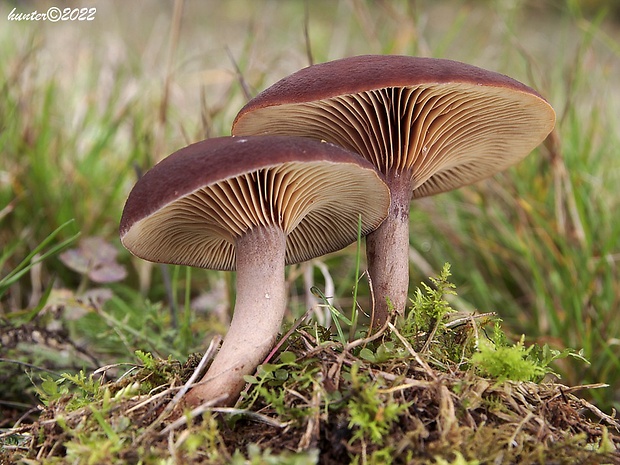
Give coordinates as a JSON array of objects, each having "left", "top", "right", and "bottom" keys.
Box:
[
  {"left": 410, "top": 17, "right": 620, "bottom": 403},
  {"left": 1, "top": 0, "right": 619, "bottom": 458}
]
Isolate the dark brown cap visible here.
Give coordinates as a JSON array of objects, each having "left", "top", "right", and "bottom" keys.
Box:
[
  {"left": 120, "top": 135, "right": 390, "bottom": 270},
  {"left": 232, "top": 55, "right": 556, "bottom": 197}
]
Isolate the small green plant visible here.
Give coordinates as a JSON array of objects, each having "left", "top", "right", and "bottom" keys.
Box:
[
  {"left": 391, "top": 262, "right": 480, "bottom": 366},
  {"left": 35, "top": 374, "right": 71, "bottom": 407},
  {"left": 135, "top": 349, "right": 158, "bottom": 370},
  {"left": 125, "top": 350, "right": 183, "bottom": 393},
  {"left": 471, "top": 335, "right": 547, "bottom": 382},
  {"left": 471, "top": 322, "right": 590, "bottom": 382},
  {"left": 35, "top": 370, "right": 102, "bottom": 409},
  {"left": 346, "top": 364, "right": 410, "bottom": 445},
  {"left": 399, "top": 263, "right": 457, "bottom": 352},
  {"left": 175, "top": 413, "right": 227, "bottom": 461},
  {"left": 358, "top": 341, "right": 406, "bottom": 364},
  {"left": 59, "top": 410, "right": 132, "bottom": 464},
  {"left": 243, "top": 350, "right": 321, "bottom": 419},
  {"left": 408, "top": 262, "right": 457, "bottom": 334}
]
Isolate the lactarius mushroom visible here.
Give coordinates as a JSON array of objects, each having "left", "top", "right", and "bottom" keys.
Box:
[
  {"left": 232, "top": 55, "right": 556, "bottom": 328},
  {"left": 119, "top": 135, "right": 390, "bottom": 406}
]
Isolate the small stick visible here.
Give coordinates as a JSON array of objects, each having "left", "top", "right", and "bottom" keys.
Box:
[{"left": 389, "top": 322, "right": 437, "bottom": 381}]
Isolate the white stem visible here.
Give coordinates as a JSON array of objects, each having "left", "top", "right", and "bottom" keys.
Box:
[{"left": 185, "top": 225, "right": 287, "bottom": 407}]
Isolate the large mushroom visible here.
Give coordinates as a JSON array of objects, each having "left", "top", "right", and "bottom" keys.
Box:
[
  {"left": 232, "top": 55, "right": 556, "bottom": 328},
  {"left": 119, "top": 135, "right": 390, "bottom": 406}
]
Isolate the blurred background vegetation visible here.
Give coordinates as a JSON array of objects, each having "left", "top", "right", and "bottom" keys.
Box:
[{"left": 1, "top": 0, "right": 619, "bottom": 422}]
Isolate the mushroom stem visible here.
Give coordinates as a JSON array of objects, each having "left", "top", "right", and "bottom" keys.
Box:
[
  {"left": 365, "top": 172, "right": 412, "bottom": 330},
  {"left": 185, "top": 225, "right": 287, "bottom": 407}
]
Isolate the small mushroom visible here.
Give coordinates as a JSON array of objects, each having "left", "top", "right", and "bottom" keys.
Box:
[
  {"left": 119, "top": 135, "right": 390, "bottom": 406},
  {"left": 232, "top": 55, "right": 556, "bottom": 328}
]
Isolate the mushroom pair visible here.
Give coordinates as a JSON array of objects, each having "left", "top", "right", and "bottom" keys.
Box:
[
  {"left": 120, "top": 55, "right": 555, "bottom": 408},
  {"left": 120, "top": 135, "right": 391, "bottom": 406}
]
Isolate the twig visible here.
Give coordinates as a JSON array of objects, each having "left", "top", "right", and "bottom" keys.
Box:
[
  {"left": 345, "top": 320, "right": 389, "bottom": 351},
  {"left": 444, "top": 312, "right": 497, "bottom": 328},
  {"left": 161, "top": 336, "right": 222, "bottom": 414},
  {"left": 388, "top": 322, "right": 437, "bottom": 381},
  {"left": 159, "top": 402, "right": 289, "bottom": 437},
  {"left": 575, "top": 397, "right": 620, "bottom": 429},
  {"left": 158, "top": 395, "right": 229, "bottom": 436},
  {"left": 134, "top": 336, "right": 221, "bottom": 442}
]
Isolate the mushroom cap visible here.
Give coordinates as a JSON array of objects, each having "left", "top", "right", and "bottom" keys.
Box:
[
  {"left": 119, "top": 135, "right": 390, "bottom": 270},
  {"left": 232, "top": 55, "right": 556, "bottom": 198}
]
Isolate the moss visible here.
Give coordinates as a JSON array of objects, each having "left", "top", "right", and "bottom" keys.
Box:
[{"left": 3, "top": 267, "right": 619, "bottom": 464}]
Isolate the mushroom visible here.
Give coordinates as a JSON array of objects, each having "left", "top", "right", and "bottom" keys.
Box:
[
  {"left": 231, "top": 55, "right": 556, "bottom": 328},
  {"left": 119, "top": 135, "right": 390, "bottom": 406}
]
